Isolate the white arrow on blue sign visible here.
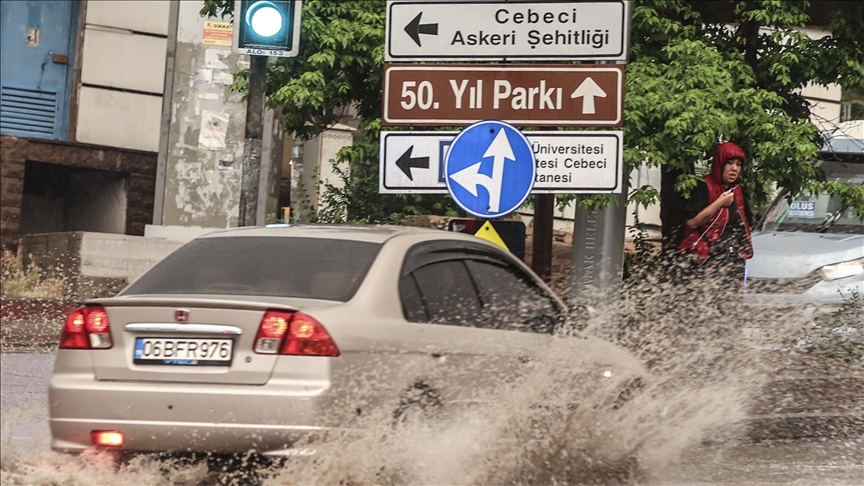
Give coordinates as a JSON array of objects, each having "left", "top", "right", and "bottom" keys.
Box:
[{"left": 444, "top": 120, "right": 536, "bottom": 219}]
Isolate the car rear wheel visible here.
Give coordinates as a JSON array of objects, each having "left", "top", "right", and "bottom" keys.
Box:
[{"left": 392, "top": 381, "right": 443, "bottom": 428}]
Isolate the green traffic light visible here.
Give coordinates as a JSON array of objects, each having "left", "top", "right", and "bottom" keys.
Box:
[
  {"left": 235, "top": 0, "right": 299, "bottom": 57},
  {"left": 248, "top": 3, "right": 284, "bottom": 37}
]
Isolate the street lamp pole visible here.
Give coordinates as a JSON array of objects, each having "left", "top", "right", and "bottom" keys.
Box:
[{"left": 239, "top": 55, "right": 267, "bottom": 227}]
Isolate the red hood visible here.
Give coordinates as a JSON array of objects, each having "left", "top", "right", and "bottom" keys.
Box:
[{"left": 710, "top": 142, "right": 746, "bottom": 186}]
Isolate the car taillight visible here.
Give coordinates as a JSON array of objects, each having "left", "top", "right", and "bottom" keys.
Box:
[
  {"left": 59, "top": 306, "right": 113, "bottom": 349},
  {"left": 254, "top": 310, "right": 339, "bottom": 357},
  {"left": 254, "top": 311, "right": 290, "bottom": 354},
  {"left": 91, "top": 430, "right": 124, "bottom": 447}
]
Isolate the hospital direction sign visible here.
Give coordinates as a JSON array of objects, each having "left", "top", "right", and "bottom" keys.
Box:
[{"left": 380, "top": 131, "right": 623, "bottom": 194}]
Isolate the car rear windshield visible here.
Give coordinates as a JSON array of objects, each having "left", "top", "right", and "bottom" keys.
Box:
[{"left": 123, "top": 237, "right": 382, "bottom": 301}]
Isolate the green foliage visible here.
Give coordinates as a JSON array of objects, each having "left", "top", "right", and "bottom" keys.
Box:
[
  {"left": 202, "top": 0, "right": 864, "bottom": 225},
  {"left": 620, "top": 0, "right": 864, "bottom": 214},
  {"left": 202, "top": 0, "right": 460, "bottom": 223}
]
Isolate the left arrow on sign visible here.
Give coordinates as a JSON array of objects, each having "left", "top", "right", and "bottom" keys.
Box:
[
  {"left": 395, "top": 146, "right": 430, "bottom": 180},
  {"left": 404, "top": 12, "right": 438, "bottom": 47}
]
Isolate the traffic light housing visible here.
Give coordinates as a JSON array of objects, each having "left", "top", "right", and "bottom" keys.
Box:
[{"left": 233, "top": 0, "right": 301, "bottom": 58}]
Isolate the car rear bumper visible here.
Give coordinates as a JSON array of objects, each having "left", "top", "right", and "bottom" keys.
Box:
[
  {"left": 49, "top": 372, "right": 344, "bottom": 455},
  {"left": 50, "top": 419, "right": 328, "bottom": 455}
]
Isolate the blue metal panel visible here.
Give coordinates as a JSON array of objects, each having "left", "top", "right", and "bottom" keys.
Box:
[{"left": 0, "top": 0, "right": 76, "bottom": 140}]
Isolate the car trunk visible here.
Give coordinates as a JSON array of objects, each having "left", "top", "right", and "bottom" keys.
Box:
[{"left": 88, "top": 297, "right": 302, "bottom": 385}]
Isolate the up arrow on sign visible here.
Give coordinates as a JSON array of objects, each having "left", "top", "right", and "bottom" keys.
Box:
[{"left": 570, "top": 77, "right": 608, "bottom": 115}]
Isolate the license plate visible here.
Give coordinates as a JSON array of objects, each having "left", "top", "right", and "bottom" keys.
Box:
[{"left": 133, "top": 337, "right": 233, "bottom": 366}]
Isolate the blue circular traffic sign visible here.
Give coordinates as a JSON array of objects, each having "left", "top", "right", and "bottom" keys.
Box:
[{"left": 444, "top": 120, "right": 536, "bottom": 219}]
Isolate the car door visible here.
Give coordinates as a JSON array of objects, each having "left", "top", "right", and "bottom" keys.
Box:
[
  {"left": 462, "top": 252, "right": 564, "bottom": 388},
  {"left": 397, "top": 241, "right": 564, "bottom": 411},
  {"left": 398, "top": 250, "right": 494, "bottom": 409}
]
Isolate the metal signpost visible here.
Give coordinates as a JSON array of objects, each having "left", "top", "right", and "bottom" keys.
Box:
[
  {"left": 383, "top": 64, "right": 624, "bottom": 126},
  {"left": 379, "top": 130, "right": 624, "bottom": 194},
  {"left": 382, "top": 0, "right": 631, "bottom": 293},
  {"left": 386, "top": 0, "right": 628, "bottom": 61}
]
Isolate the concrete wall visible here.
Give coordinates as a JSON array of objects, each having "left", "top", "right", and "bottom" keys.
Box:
[
  {"left": 20, "top": 231, "right": 184, "bottom": 299},
  {"left": 19, "top": 163, "right": 128, "bottom": 236},
  {"left": 158, "top": 1, "right": 247, "bottom": 228},
  {"left": 0, "top": 136, "right": 156, "bottom": 250},
  {"left": 801, "top": 82, "right": 843, "bottom": 133},
  {"left": 74, "top": 0, "right": 169, "bottom": 152},
  {"left": 64, "top": 170, "right": 127, "bottom": 234},
  {"left": 294, "top": 125, "right": 354, "bottom": 220}
]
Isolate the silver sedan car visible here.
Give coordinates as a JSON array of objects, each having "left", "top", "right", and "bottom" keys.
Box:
[{"left": 50, "top": 225, "right": 642, "bottom": 456}]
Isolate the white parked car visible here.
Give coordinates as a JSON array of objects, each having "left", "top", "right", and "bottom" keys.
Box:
[{"left": 745, "top": 137, "right": 864, "bottom": 311}]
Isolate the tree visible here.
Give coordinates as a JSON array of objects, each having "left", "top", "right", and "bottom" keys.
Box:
[
  {"left": 202, "top": 0, "right": 458, "bottom": 223},
  {"left": 620, "top": 0, "right": 864, "bottom": 244},
  {"left": 202, "top": 0, "right": 864, "bottom": 226}
]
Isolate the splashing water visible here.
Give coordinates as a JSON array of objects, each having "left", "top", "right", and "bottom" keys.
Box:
[{"left": 1, "top": 271, "right": 861, "bottom": 485}]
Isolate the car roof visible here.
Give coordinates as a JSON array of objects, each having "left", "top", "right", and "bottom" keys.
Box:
[{"left": 196, "top": 224, "right": 473, "bottom": 244}]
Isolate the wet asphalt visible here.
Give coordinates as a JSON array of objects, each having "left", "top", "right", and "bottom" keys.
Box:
[{"left": 1, "top": 351, "right": 862, "bottom": 484}]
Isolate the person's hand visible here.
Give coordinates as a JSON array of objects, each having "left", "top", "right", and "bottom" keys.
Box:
[{"left": 717, "top": 189, "right": 735, "bottom": 207}]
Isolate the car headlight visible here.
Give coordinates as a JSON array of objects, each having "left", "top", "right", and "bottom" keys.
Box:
[{"left": 819, "top": 257, "right": 864, "bottom": 281}]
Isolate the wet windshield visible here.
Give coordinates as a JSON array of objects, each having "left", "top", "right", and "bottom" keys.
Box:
[
  {"left": 761, "top": 170, "right": 863, "bottom": 235},
  {"left": 123, "top": 237, "right": 382, "bottom": 301}
]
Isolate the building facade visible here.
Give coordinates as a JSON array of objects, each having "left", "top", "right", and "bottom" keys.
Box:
[{"left": 1, "top": 0, "right": 169, "bottom": 249}]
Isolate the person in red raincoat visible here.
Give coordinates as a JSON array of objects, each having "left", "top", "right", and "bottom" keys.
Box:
[{"left": 678, "top": 142, "right": 754, "bottom": 291}]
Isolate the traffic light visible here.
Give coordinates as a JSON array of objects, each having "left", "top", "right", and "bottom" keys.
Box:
[{"left": 233, "top": 0, "right": 302, "bottom": 58}]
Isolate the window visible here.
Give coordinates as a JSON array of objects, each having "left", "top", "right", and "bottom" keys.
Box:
[
  {"left": 123, "top": 237, "right": 382, "bottom": 302},
  {"left": 398, "top": 241, "right": 562, "bottom": 333},
  {"left": 405, "top": 260, "right": 483, "bottom": 327},
  {"left": 467, "top": 260, "right": 559, "bottom": 334},
  {"left": 399, "top": 274, "right": 427, "bottom": 322}
]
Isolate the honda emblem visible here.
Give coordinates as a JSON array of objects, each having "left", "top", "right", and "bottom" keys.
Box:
[{"left": 175, "top": 309, "right": 189, "bottom": 323}]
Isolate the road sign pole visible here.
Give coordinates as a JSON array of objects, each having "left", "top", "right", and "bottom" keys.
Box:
[
  {"left": 569, "top": 192, "right": 628, "bottom": 311},
  {"left": 239, "top": 55, "right": 267, "bottom": 226},
  {"left": 532, "top": 194, "right": 555, "bottom": 281},
  {"left": 569, "top": 0, "right": 631, "bottom": 314}
]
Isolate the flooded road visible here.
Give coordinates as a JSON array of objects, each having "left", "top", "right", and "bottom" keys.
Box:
[{"left": 2, "top": 350, "right": 863, "bottom": 485}]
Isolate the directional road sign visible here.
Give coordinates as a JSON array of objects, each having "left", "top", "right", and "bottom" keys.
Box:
[
  {"left": 380, "top": 130, "right": 623, "bottom": 194},
  {"left": 442, "top": 121, "right": 535, "bottom": 219},
  {"left": 386, "top": 0, "right": 628, "bottom": 62},
  {"left": 383, "top": 64, "right": 624, "bottom": 126}
]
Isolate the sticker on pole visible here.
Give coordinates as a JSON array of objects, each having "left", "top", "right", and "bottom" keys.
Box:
[{"left": 444, "top": 120, "right": 535, "bottom": 219}]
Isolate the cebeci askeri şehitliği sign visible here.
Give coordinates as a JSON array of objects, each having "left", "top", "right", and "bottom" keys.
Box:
[{"left": 386, "top": 0, "right": 628, "bottom": 61}]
